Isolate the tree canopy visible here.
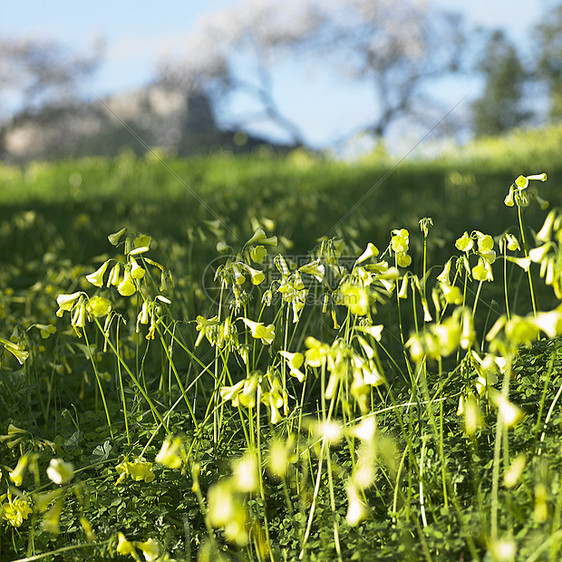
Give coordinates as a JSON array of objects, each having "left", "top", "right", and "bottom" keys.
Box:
[{"left": 158, "top": 0, "right": 465, "bottom": 145}]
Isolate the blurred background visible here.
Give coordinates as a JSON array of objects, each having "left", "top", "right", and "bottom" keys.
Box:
[{"left": 0, "top": 0, "right": 558, "bottom": 162}]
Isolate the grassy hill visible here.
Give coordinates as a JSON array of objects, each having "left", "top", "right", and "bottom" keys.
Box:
[{"left": 1, "top": 124, "right": 562, "bottom": 561}]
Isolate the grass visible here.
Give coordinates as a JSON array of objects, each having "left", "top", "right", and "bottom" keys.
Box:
[{"left": 2, "top": 130, "right": 562, "bottom": 560}]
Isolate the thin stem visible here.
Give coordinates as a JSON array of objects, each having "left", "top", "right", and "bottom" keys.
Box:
[
  {"left": 82, "top": 328, "right": 113, "bottom": 439},
  {"left": 517, "top": 205, "right": 537, "bottom": 316}
]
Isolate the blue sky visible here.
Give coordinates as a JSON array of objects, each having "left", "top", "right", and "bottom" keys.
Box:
[{"left": 0, "top": 0, "right": 548, "bottom": 150}]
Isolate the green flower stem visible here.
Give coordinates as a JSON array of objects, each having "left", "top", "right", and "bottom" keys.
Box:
[
  {"left": 115, "top": 318, "right": 130, "bottom": 446},
  {"left": 214, "top": 280, "right": 226, "bottom": 446},
  {"left": 490, "top": 354, "right": 514, "bottom": 542},
  {"left": 155, "top": 322, "right": 199, "bottom": 431},
  {"left": 82, "top": 327, "right": 113, "bottom": 440},
  {"left": 437, "top": 357, "right": 449, "bottom": 512},
  {"left": 93, "top": 317, "right": 169, "bottom": 435},
  {"left": 256, "top": 382, "right": 274, "bottom": 562},
  {"left": 299, "top": 363, "right": 337, "bottom": 561},
  {"left": 471, "top": 280, "right": 484, "bottom": 319},
  {"left": 294, "top": 374, "right": 308, "bottom": 497},
  {"left": 13, "top": 540, "right": 110, "bottom": 562},
  {"left": 533, "top": 347, "right": 557, "bottom": 451},
  {"left": 518, "top": 205, "right": 538, "bottom": 316},
  {"left": 326, "top": 445, "right": 343, "bottom": 562},
  {"left": 419, "top": 434, "right": 429, "bottom": 527},
  {"left": 538, "top": 353, "right": 562, "bottom": 455},
  {"left": 503, "top": 245, "right": 511, "bottom": 320}
]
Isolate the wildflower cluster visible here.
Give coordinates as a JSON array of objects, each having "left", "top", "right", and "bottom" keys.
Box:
[
  {"left": 455, "top": 229, "right": 497, "bottom": 282},
  {"left": 56, "top": 227, "right": 172, "bottom": 339},
  {"left": 41, "top": 169, "right": 562, "bottom": 560}
]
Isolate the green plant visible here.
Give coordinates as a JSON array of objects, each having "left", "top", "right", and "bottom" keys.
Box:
[{"left": 3, "top": 160, "right": 562, "bottom": 562}]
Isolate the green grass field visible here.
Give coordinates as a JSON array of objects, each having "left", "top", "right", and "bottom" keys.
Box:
[{"left": 2, "top": 125, "right": 562, "bottom": 561}]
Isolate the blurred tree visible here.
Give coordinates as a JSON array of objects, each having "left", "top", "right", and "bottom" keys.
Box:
[
  {"left": 0, "top": 37, "right": 102, "bottom": 158},
  {"left": 157, "top": 0, "right": 465, "bottom": 146},
  {"left": 535, "top": 3, "right": 562, "bottom": 120},
  {"left": 471, "top": 29, "right": 531, "bottom": 136}
]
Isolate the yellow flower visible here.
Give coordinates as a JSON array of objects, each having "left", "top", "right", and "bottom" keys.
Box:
[
  {"left": 242, "top": 318, "right": 275, "bottom": 345},
  {"left": 80, "top": 517, "right": 96, "bottom": 542},
  {"left": 455, "top": 231, "right": 473, "bottom": 253},
  {"left": 0, "top": 424, "right": 27, "bottom": 448},
  {"left": 506, "top": 255, "right": 531, "bottom": 271},
  {"left": 116, "top": 532, "right": 139, "bottom": 560},
  {"left": 475, "top": 232, "right": 494, "bottom": 253},
  {"left": 85, "top": 261, "right": 110, "bottom": 287},
  {"left": 504, "top": 185, "right": 515, "bottom": 207},
  {"left": 71, "top": 299, "right": 87, "bottom": 329},
  {"left": 108, "top": 227, "right": 127, "bottom": 246},
  {"left": 279, "top": 350, "right": 306, "bottom": 382},
  {"left": 537, "top": 210, "right": 557, "bottom": 243},
  {"left": 304, "top": 337, "right": 330, "bottom": 367},
  {"left": 246, "top": 228, "right": 277, "bottom": 247},
  {"left": 219, "top": 380, "right": 245, "bottom": 407},
  {"left": 345, "top": 483, "right": 369, "bottom": 525},
  {"left": 351, "top": 416, "right": 377, "bottom": 443},
  {"left": 56, "top": 291, "right": 82, "bottom": 314},
  {"left": 515, "top": 175, "right": 528, "bottom": 189},
  {"left": 396, "top": 252, "right": 412, "bottom": 267},
  {"left": 355, "top": 242, "right": 379, "bottom": 264},
  {"left": 1, "top": 339, "right": 30, "bottom": 365},
  {"left": 135, "top": 538, "right": 160, "bottom": 561},
  {"left": 436, "top": 259, "right": 452, "bottom": 285},
  {"left": 505, "top": 316, "right": 540, "bottom": 346},
  {"left": 352, "top": 441, "right": 377, "bottom": 489},
  {"left": 137, "top": 301, "right": 150, "bottom": 331},
  {"left": 462, "top": 394, "right": 482, "bottom": 436},
  {"left": 194, "top": 315, "right": 220, "bottom": 347},
  {"left": 118, "top": 270, "right": 136, "bottom": 296},
  {"left": 472, "top": 258, "right": 493, "bottom": 282},
  {"left": 535, "top": 482, "right": 548, "bottom": 522},
  {"left": 130, "top": 234, "right": 152, "bottom": 255},
  {"left": 490, "top": 391, "right": 524, "bottom": 427},
  {"left": 298, "top": 259, "right": 325, "bottom": 282},
  {"left": 239, "top": 376, "right": 258, "bottom": 408},
  {"left": 529, "top": 243, "right": 552, "bottom": 263},
  {"left": 1, "top": 494, "right": 32, "bottom": 527},
  {"left": 86, "top": 296, "right": 111, "bottom": 318},
  {"left": 231, "top": 264, "right": 246, "bottom": 285},
  {"left": 489, "top": 538, "right": 516, "bottom": 561},
  {"left": 309, "top": 419, "right": 343, "bottom": 446},
  {"left": 262, "top": 379, "right": 287, "bottom": 424},
  {"left": 268, "top": 436, "right": 295, "bottom": 478},
  {"left": 503, "top": 233, "right": 520, "bottom": 252},
  {"left": 155, "top": 437, "right": 183, "bottom": 469},
  {"left": 42, "top": 499, "right": 63, "bottom": 534},
  {"left": 339, "top": 283, "right": 369, "bottom": 316},
  {"left": 129, "top": 256, "right": 145, "bottom": 279},
  {"left": 107, "top": 263, "right": 121, "bottom": 287},
  {"left": 355, "top": 325, "right": 384, "bottom": 341},
  {"left": 207, "top": 480, "right": 249, "bottom": 546},
  {"left": 391, "top": 228, "right": 409, "bottom": 253},
  {"left": 232, "top": 450, "right": 259, "bottom": 493},
  {"left": 9, "top": 455, "right": 28, "bottom": 486},
  {"left": 533, "top": 307, "right": 562, "bottom": 338},
  {"left": 504, "top": 454, "right": 526, "bottom": 489},
  {"left": 241, "top": 264, "right": 265, "bottom": 285},
  {"left": 47, "top": 458, "right": 74, "bottom": 485},
  {"left": 115, "top": 459, "right": 155, "bottom": 484},
  {"left": 250, "top": 244, "right": 267, "bottom": 263},
  {"left": 440, "top": 282, "right": 463, "bottom": 305},
  {"left": 527, "top": 172, "right": 547, "bottom": 182}
]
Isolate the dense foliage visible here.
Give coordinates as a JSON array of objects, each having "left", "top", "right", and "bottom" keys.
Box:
[{"left": 2, "top": 130, "right": 562, "bottom": 561}]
